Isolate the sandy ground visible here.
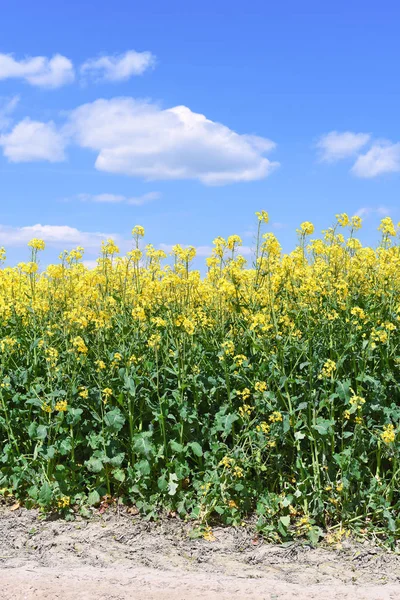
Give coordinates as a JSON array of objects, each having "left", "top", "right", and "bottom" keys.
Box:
[{"left": 1, "top": 506, "right": 399, "bottom": 599}]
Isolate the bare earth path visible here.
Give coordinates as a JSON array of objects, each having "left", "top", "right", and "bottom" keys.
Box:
[{"left": 1, "top": 507, "right": 399, "bottom": 599}]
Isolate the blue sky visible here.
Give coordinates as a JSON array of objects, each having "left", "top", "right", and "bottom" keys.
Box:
[{"left": 0, "top": 0, "right": 399, "bottom": 267}]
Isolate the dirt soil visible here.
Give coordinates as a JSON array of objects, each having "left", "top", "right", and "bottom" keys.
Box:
[{"left": 1, "top": 506, "right": 399, "bottom": 600}]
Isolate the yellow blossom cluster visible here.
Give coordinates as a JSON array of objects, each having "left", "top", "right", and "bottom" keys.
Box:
[{"left": 0, "top": 213, "right": 399, "bottom": 533}]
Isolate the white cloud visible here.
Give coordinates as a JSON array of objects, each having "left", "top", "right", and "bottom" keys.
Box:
[
  {"left": 0, "top": 118, "right": 66, "bottom": 162},
  {"left": 68, "top": 97, "right": 278, "bottom": 185},
  {"left": 0, "top": 53, "right": 74, "bottom": 88},
  {"left": 0, "top": 96, "right": 19, "bottom": 131},
  {"left": 82, "top": 259, "right": 99, "bottom": 269},
  {"left": 317, "top": 131, "right": 370, "bottom": 162},
  {"left": 80, "top": 50, "right": 155, "bottom": 82},
  {"left": 0, "top": 224, "right": 118, "bottom": 250},
  {"left": 355, "top": 205, "right": 391, "bottom": 218},
  {"left": 77, "top": 191, "right": 161, "bottom": 205},
  {"left": 351, "top": 142, "right": 400, "bottom": 178},
  {"left": 0, "top": 95, "right": 278, "bottom": 184},
  {"left": 271, "top": 221, "right": 287, "bottom": 230},
  {"left": 159, "top": 243, "right": 252, "bottom": 257}
]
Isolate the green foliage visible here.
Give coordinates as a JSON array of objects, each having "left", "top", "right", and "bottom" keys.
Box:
[{"left": 0, "top": 217, "right": 399, "bottom": 544}]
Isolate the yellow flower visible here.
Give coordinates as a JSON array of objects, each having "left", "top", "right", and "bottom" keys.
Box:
[
  {"left": 351, "top": 306, "right": 366, "bottom": 320},
  {"left": 18, "top": 261, "right": 38, "bottom": 274},
  {"left": 132, "top": 225, "right": 145, "bottom": 237},
  {"left": 351, "top": 215, "right": 362, "bottom": 230},
  {"left": 234, "top": 354, "right": 247, "bottom": 367},
  {"left": 28, "top": 238, "right": 46, "bottom": 251},
  {"left": 101, "top": 239, "right": 120, "bottom": 256},
  {"left": 219, "top": 456, "right": 233, "bottom": 468},
  {"left": 102, "top": 387, "right": 113, "bottom": 404},
  {"left": 55, "top": 400, "right": 68, "bottom": 412},
  {"left": 319, "top": 359, "right": 336, "bottom": 379},
  {"left": 256, "top": 421, "right": 270, "bottom": 434},
  {"left": 237, "top": 387, "right": 251, "bottom": 400},
  {"left": 148, "top": 333, "right": 161, "bottom": 349},
  {"left": 238, "top": 403, "right": 252, "bottom": 418},
  {"left": 220, "top": 340, "right": 235, "bottom": 358},
  {"left": 233, "top": 466, "right": 244, "bottom": 478},
  {"left": 203, "top": 526, "right": 215, "bottom": 541},
  {"left": 336, "top": 213, "right": 350, "bottom": 227},
  {"left": 57, "top": 496, "right": 70, "bottom": 509},
  {"left": 299, "top": 221, "right": 314, "bottom": 236},
  {"left": 349, "top": 394, "right": 365, "bottom": 408},
  {"left": 378, "top": 217, "right": 396, "bottom": 237},
  {"left": 72, "top": 336, "right": 88, "bottom": 354},
  {"left": 255, "top": 210, "right": 269, "bottom": 223},
  {"left": 254, "top": 381, "right": 267, "bottom": 393},
  {"left": 381, "top": 423, "right": 396, "bottom": 445},
  {"left": 269, "top": 411, "right": 283, "bottom": 423}
]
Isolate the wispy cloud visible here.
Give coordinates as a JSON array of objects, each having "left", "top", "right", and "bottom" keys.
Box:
[
  {"left": 355, "top": 205, "right": 392, "bottom": 218},
  {"left": 0, "top": 96, "right": 19, "bottom": 131},
  {"left": 159, "top": 243, "right": 252, "bottom": 257},
  {"left": 0, "top": 53, "right": 74, "bottom": 88},
  {"left": 351, "top": 142, "right": 400, "bottom": 178},
  {"left": 0, "top": 118, "right": 66, "bottom": 162},
  {"left": 0, "top": 223, "right": 119, "bottom": 250},
  {"left": 76, "top": 191, "right": 161, "bottom": 205},
  {"left": 80, "top": 50, "right": 156, "bottom": 83},
  {"left": 316, "top": 131, "right": 370, "bottom": 162},
  {"left": 317, "top": 131, "right": 400, "bottom": 179}
]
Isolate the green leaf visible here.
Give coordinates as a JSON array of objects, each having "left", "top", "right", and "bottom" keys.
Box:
[
  {"left": 170, "top": 440, "right": 184, "bottom": 453},
  {"left": 283, "top": 415, "right": 290, "bottom": 434},
  {"left": 45, "top": 446, "right": 55, "bottom": 459},
  {"left": 28, "top": 485, "right": 39, "bottom": 501},
  {"left": 36, "top": 425, "right": 47, "bottom": 440},
  {"left": 58, "top": 438, "right": 72, "bottom": 455},
  {"left": 104, "top": 408, "right": 125, "bottom": 432},
  {"left": 85, "top": 457, "right": 103, "bottom": 473},
  {"left": 308, "top": 527, "right": 322, "bottom": 546},
  {"left": 189, "top": 442, "right": 203, "bottom": 457},
  {"left": 135, "top": 459, "right": 151, "bottom": 476},
  {"left": 38, "top": 482, "right": 52, "bottom": 506},
  {"left": 312, "top": 418, "right": 334, "bottom": 436},
  {"left": 168, "top": 473, "right": 179, "bottom": 496},
  {"left": 124, "top": 375, "right": 136, "bottom": 395},
  {"left": 279, "top": 515, "right": 290, "bottom": 529},
  {"left": 295, "top": 431, "right": 306, "bottom": 440},
  {"left": 113, "top": 468, "right": 125, "bottom": 482},
  {"left": 28, "top": 422, "right": 37, "bottom": 438},
  {"left": 214, "top": 412, "right": 239, "bottom": 437},
  {"left": 66, "top": 408, "right": 83, "bottom": 425},
  {"left": 134, "top": 432, "right": 154, "bottom": 457},
  {"left": 109, "top": 453, "right": 125, "bottom": 467},
  {"left": 88, "top": 490, "right": 101, "bottom": 506},
  {"left": 26, "top": 398, "right": 43, "bottom": 408},
  {"left": 157, "top": 474, "right": 168, "bottom": 492}
]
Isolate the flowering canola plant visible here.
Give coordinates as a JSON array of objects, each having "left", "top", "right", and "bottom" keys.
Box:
[{"left": 0, "top": 212, "right": 399, "bottom": 544}]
